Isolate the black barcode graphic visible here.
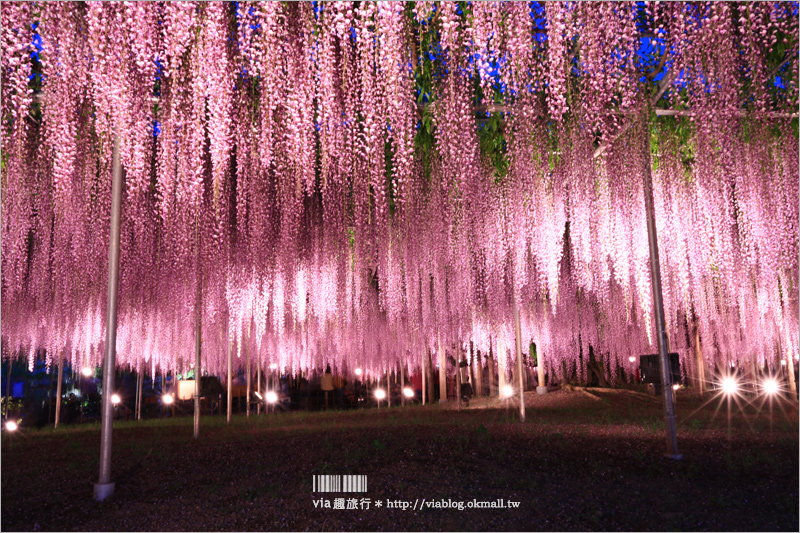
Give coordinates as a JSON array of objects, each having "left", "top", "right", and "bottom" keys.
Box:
[{"left": 312, "top": 475, "right": 367, "bottom": 493}]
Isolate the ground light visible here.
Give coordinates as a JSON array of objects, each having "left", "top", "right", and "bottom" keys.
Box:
[
  {"left": 82, "top": 367, "right": 93, "bottom": 377},
  {"left": 502, "top": 385, "right": 514, "bottom": 398},
  {"left": 111, "top": 394, "right": 121, "bottom": 405},
  {"left": 374, "top": 388, "right": 386, "bottom": 409},
  {"left": 5, "top": 420, "right": 18, "bottom": 431},
  {"left": 720, "top": 376, "right": 739, "bottom": 436},
  {"left": 721, "top": 377, "right": 738, "bottom": 395},
  {"left": 403, "top": 387, "right": 414, "bottom": 398},
  {"left": 265, "top": 391, "right": 278, "bottom": 404},
  {"left": 629, "top": 356, "right": 636, "bottom": 363},
  {"left": 269, "top": 363, "right": 277, "bottom": 370},
  {"left": 162, "top": 394, "right": 174, "bottom": 405},
  {"left": 355, "top": 368, "right": 363, "bottom": 376},
  {"left": 762, "top": 378, "right": 780, "bottom": 432},
  {"left": 763, "top": 379, "right": 779, "bottom": 395}
]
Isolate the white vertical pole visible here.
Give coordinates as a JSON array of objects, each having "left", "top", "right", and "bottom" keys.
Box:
[
  {"left": 641, "top": 113, "right": 681, "bottom": 460},
  {"left": 94, "top": 134, "right": 123, "bottom": 501}
]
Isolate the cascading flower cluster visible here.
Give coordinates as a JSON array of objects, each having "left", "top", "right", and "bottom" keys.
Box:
[{"left": 1, "top": 2, "right": 797, "bottom": 388}]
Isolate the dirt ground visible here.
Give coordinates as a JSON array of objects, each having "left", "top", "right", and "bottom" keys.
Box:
[{"left": 2, "top": 388, "right": 798, "bottom": 531}]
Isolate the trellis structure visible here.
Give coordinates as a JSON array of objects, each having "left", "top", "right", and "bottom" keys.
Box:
[{"left": 1, "top": 0, "right": 798, "bottom": 496}]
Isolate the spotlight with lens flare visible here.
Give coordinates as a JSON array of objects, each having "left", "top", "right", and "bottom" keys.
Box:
[
  {"left": 111, "top": 394, "right": 121, "bottom": 405},
  {"left": 629, "top": 356, "right": 636, "bottom": 363},
  {"left": 374, "top": 389, "right": 386, "bottom": 400},
  {"left": 355, "top": 368, "right": 363, "bottom": 376},
  {"left": 269, "top": 363, "right": 277, "bottom": 370},
  {"left": 5, "top": 421, "right": 18, "bottom": 431},
  {"left": 162, "top": 393, "right": 174, "bottom": 405},
  {"left": 721, "top": 377, "right": 738, "bottom": 395},
  {"left": 403, "top": 387, "right": 414, "bottom": 398},
  {"left": 82, "top": 367, "right": 93, "bottom": 377},
  {"left": 502, "top": 385, "right": 513, "bottom": 398},
  {"left": 266, "top": 391, "right": 278, "bottom": 404},
  {"left": 763, "top": 379, "right": 779, "bottom": 395}
]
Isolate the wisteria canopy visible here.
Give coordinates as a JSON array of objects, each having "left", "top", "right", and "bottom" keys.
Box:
[{"left": 1, "top": 1, "right": 798, "bottom": 384}]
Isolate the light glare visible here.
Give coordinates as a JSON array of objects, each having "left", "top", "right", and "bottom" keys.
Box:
[
  {"left": 374, "top": 389, "right": 386, "bottom": 400},
  {"left": 502, "top": 385, "right": 513, "bottom": 398},
  {"left": 162, "top": 393, "right": 174, "bottom": 405},
  {"left": 265, "top": 391, "right": 278, "bottom": 404},
  {"left": 111, "top": 394, "right": 121, "bottom": 405},
  {"left": 403, "top": 387, "right": 414, "bottom": 398},
  {"left": 629, "top": 356, "right": 636, "bottom": 363},
  {"left": 763, "top": 379, "right": 779, "bottom": 395},
  {"left": 355, "top": 368, "right": 363, "bottom": 376},
  {"left": 721, "top": 377, "right": 738, "bottom": 395},
  {"left": 82, "top": 367, "right": 93, "bottom": 377},
  {"left": 5, "top": 421, "right": 18, "bottom": 431}
]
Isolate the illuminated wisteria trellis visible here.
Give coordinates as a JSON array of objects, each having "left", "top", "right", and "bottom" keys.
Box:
[{"left": 2, "top": 1, "right": 798, "bottom": 389}]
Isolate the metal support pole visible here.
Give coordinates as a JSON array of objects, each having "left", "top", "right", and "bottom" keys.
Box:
[
  {"left": 422, "top": 353, "right": 427, "bottom": 406},
  {"left": 226, "top": 338, "right": 232, "bottom": 425},
  {"left": 54, "top": 354, "right": 64, "bottom": 428},
  {"left": 95, "top": 134, "right": 123, "bottom": 501},
  {"left": 514, "top": 306, "right": 526, "bottom": 422},
  {"left": 257, "top": 354, "right": 262, "bottom": 416},
  {"left": 193, "top": 221, "right": 202, "bottom": 439},
  {"left": 438, "top": 332, "right": 447, "bottom": 403},
  {"left": 246, "top": 341, "right": 251, "bottom": 419},
  {"left": 400, "top": 362, "right": 405, "bottom": 406},
  {"left": 193, "top": 303, "right": 201, "bottom": 438},
  {"left": 488, "top": 337, "right": 496, "bottom": 397},
  {"left": 641, "top": 114, "right": 681, "bottom": 460},
  {"left": 456, "top": 354, "right": 462, "bottom": 411},
  {"left": 136, "top": 363, "right": 143, "bottom": 420}
]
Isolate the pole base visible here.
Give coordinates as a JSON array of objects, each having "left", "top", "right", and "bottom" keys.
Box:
[
  {"left": 93, "top": 482, "right": 115, "bottom": 501},
  {"left": 663, "top": 453, "right": 683, "bottom": 461},
  {"left": 439, "top": 398, "right": 447, "bottom": 404},
  {"left": 536, "top": 386, "right": 548, "bottom": 395}
]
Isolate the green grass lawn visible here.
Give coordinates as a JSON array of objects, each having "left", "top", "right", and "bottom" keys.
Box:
[{"left": 2, "top": 389, "right": 798, "bottom": 531}]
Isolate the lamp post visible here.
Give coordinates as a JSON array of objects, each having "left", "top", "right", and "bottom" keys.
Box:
[{"left": 94, "top": 134, "right": 123, "bottom": 501}]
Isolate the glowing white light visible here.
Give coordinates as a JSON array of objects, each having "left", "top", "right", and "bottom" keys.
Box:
[
  {"left": 162, "top": 394, "right": 174, "bottom": 405},
  {"left": 266, "top": 391, "right": 278, "bottom": 404},
  {"left": 111, "top": 394, "right": 121, "bottom": 405},
  {"left": 721, "top": 377, "right": 738, "bottom": 395},
  {"left": 5, "top": 421, "right": 18, "bottom": 431},
  {"left": 82, "top": 367, "right": 93, "bottom": 377},
  {"left": 502, "top": 385, "right": 514, "bottom": 398},
  {"left": 254, "top": 391, "right": 263, "bottom": 400},
  {"left": 269, "top": 363, "right": 278, "bottom": 370},
  {"left": 374, "top": 389, "right": 386, "bottom": 400},
  {"left": 354, "top": 368, "right": 363, "bottom": 376},
  {"left": 781, "top": 359, "right": 787, "bottom": 366},
  {"left": 629, "top": 356, "right": 636, "bottom": 363},
  {"left": 763, "top": 379, "right": 779, "bottom": 395},
  {"left": 403, "top": 387, "right": 414, "bottom": 398},
  {"left": 673, "top": 384, "right": 680, "bottom": 391}
]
